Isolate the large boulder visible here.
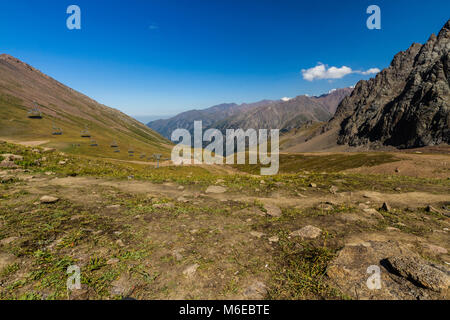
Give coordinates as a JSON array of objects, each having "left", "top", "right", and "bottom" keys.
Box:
[{"left": 327, "top": 241, "right": 449, "bottom": 299}]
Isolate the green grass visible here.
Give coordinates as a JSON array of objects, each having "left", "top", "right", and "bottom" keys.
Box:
[
  {"left": 267, "top": 234, "right": 346, "bottom": 300},
  {"left": 234, "top": 153, "right": 400, "bottom": 174},
  {"left": 0, "top": 92, "right": 171, "bottom": 160}
]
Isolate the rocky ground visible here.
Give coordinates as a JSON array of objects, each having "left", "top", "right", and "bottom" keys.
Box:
[{"left": 0, "top": 141, "right": 449, "bottom": 300}]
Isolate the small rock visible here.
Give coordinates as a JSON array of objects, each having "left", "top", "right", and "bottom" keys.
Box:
[
  {"left": 309, "top": 183, "right": 317, "bottom": 188},
  {"left": 250, "top": 231, "right": 265, "bottom": 239},
  {"left": 153, "top": 203, "right": 174, "bottom": 209},
  {"left": 290, "top": 225, "right": 322, "bottom": 239},
  {"left": 40, "top": 195, "right": 59, "bottom": 204},
  {"left": 183, "top": 264, "right": 199, "bottom": 277},
  {"left": 380, "top": 202, "right": 391, "bottom": 212},
  {"left": 106, "top": 258, "right": 120, "bottom": 265},
  {"left": 116, "top": 239, "right": 125, "bottom": 247},
  {"left": 0, "top": 236, "right": 18, "bottom": 246},
  {"left": 243, "top": 281, "right": 267, "bottom": 299},
  {"left": 1, "top": 154, "right": 23, "bottom": 161},
  {"left": 177, "top": 186, "right": 185, "bottom": 190},
  {"left": 363, "top": 208, "right": 384, "bottom": 219},
  {"left": 0, "top": 160, "right": 18, "bottom": 168},
  {"left": 421, "top": 243, "right": 448, "bottom": 255},
  {"left": 264, "top": 204, "right": 282, "bottom": 217},
  {"left": 426, "top": 205, "right": 440, "bottom": 214},
  {"left": 317, "top": 203, "right": 333, "bottom": 211},
  {"left": 268, "top": 236, "right": 279, "bottom": 243},
  {"left": 386, "top": 227, "right": 400, "bottom": 232},
  {"left": 172, "top": 249, "right": 184, "bottom": 261},
  {"left": 394, "top": 187, "right": 402, "bottom": 192},
  {"left": 329, "top": 185, "right": 338, "bottom": 194},
  {"left": 386, "top": 256, "right": 450, "bottom": 292},
  {"left": 205, "top": 185, "right": 227, "bottom": 194}
]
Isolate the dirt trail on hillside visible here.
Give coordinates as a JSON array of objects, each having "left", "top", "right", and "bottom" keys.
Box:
[{"left": 37, "top": 176, "right": 450, "bottom": 210}]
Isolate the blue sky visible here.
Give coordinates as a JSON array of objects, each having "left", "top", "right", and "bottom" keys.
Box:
[{"left": 0, "top": 1, "right": 449, "bottom": 116}]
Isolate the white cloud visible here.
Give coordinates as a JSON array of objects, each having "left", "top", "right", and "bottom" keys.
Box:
[
  {"left": 301, "top": 63, "right": 380, "bottom": 81},
  {"left": 359, "top": 68, "right": 381, "bottom": 75},
  {"left": 281, "top": 97, "right": 292, "bottom": 101}
]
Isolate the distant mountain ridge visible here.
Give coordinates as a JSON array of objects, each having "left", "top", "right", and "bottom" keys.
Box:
[
  {"left": 147, "top": 100, "right": 276, "bottom": 138},
  {"left": 147, "top": 88, "right": 352, "bottom": 138}
]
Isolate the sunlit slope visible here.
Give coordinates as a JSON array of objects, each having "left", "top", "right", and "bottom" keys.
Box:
[{"left": 0, "top": 54, "right": 172, "bottom": 159}]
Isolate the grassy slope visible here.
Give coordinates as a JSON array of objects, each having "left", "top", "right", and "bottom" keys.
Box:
[{"left": 0, "top": 55, "right": 172, "bottom": 160}]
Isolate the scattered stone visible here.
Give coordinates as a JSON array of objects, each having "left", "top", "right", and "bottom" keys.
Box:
[
  {"left": 1, "top": 154, "right": 23, "bottom": 161},
  {"left": 177, "top": 196, "right": 189, "bottom": 203},
  {"left": 395, "top": 168, "right": 400, "bottom": 173},
  {"left": 426, "top": 205, "right": 440, "bottom": 214},
  {"left": 290, "top": 225, "right": 322, "bottom": 239},
  {"left": 205, "top": 185, "right": 227, "bottom": 194},
  {"left": 362, "top": 208, "right": 384, "bottom": 220},
  {"left": 317, "top": 203, "right": 333, "bottom": 211},
  {"left": 116, "top": 239, "right": 125, "bottom": 247},
  {"left": 394, "top": 187, "right": 402, "bottom": 192},
  {"left": 172, "top": 249, "right": 185, "bottom": 261},
  {"left": 380, "top": 202, "right": 391, "bottom": 212},
  {"left": 177, "top": 186, "right": 185, "bottom": 190},
  {"left": 243, "top": 281, "right": 267, "bottom": 299},
  {"left": 386, "top": 227, "right": 400, "bottom": 232},
  {"left": 260, "top": 180, "right": 265, "bottom": 184},
  {"left": 110, "top": 275, "right": 133, "bottom": 296},
  {"left": 183, "top": 264, "right": 199, "bottom": 277},
  {"left": 106, "top": 258, "right": 120, "bottom": 265},
  {"left": 250, "top": 231, "right": 265, "bottom": 239},
  {"left": 58, "top": 160, "right": 66, "bottom": 165},
  {"left": 358, "top": 203, "right": 369, "bottom": 210},
  {"left": 268, "top": 236, "right": 279, "bottom": 243},
  {"left": 0, "top": 236, "right": 18, "bottom": 246},
  {"left": 329, "top": 185, "right": 338, "bottom": 194},
  {"left": 32, "top": 149, "right": 41, "bottom": 154},
  {"left": 386, "top": 256, "right": 450, "bottom": 292},
  {"left": 0, "top": 176, "right": 14, "bottom": 184},
  {"left": 0, "top": 159, "right": 18, "bottom": 168},
  {"left": 263, "top": 204, "right": 282, "bottom": 217},
  {"left": 40, "top": 195, "right": 59, "bottom": 204},
  {"left": 421, "top": 243, "right": 448, "bottom": 255},
  {"left": 153, "top": 203, "right": 174, "bottom": 209},
  {"left": 309, "top": 183, "right": 317, "bottom": 188},
  {"left": 0, "top": 252, "right": 17, "bottom": 271}
]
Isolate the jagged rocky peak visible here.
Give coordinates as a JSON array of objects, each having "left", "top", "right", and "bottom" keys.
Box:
[{"left": 333, "top": 19, "right": 449, "bottom": 149}]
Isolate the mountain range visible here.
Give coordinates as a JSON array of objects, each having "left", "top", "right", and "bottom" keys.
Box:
[{"left": 147, "top": 88, "right": 353, "bottom": 138}]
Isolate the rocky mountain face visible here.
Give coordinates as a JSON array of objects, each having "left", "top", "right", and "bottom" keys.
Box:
[
  {"left": 334, "top": 20, "right": 450, "bottom": 149},
  {"left": 148, "top": 88, "right": 352, "bottom": 138}
]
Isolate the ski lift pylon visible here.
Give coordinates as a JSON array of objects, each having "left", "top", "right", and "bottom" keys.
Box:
[
  {"left": 81, "top": 124, "right": 91, "bottom": 138},
  {"left": 51, "top": 122, "right": 63, "bottom": 135},
  {"left": 28, "top": 101, "right": 42, "bottom": 119}
]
